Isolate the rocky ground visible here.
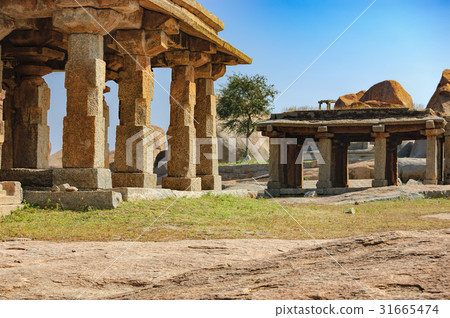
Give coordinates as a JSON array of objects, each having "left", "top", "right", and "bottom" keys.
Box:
[{"left": 0, "top": 229, "right": 448, "bottom": 300}]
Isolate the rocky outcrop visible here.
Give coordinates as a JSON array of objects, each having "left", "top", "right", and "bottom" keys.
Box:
[
  {"left": 334, "top": 91, "right": 365, "bottom": 109},
  {"left": 427, "top": 69, "right": 450, "bottom": 114},
  {"left": 335, "top": 80, "right": 413, "bottom": 109}
]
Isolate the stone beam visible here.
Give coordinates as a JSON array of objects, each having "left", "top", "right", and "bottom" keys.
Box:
[
  {"left": 0, "top": 13, "right": 15, "bottom": 40},
  {"left": 110, "top": 29, "right": 169, "bottom": 57},
  {"left": 53, "top": 7, "right": 121, "bottom": 35},
  {"left": 143, "top": 10, "right": 180, "bottom": 35},
  {"left": 165, "top": 51, "right": 210, "bottom": 68},
  {"left": 190, "top": 37, "right": 217, "bottom": 54},
  {"left": 56, "top": 0, "right": 139, "bottom": 14},
  {"left": 194, "top": 63, "right": 221, "bottom": 190}
]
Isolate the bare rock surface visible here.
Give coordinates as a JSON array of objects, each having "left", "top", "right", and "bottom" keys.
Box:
[
  {"left": 335, "top": 80, "right": 413, "bottom": 109},
  {"left": 427, "top": 69, "right": 450, "bottom": 114},
  {"left": 0, "top": 230, "right": 448, "bottom": 300}
]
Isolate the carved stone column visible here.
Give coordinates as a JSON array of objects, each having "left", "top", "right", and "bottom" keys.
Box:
[
  {"left": 194, "top": 63, "right": 223, "bottom": 190},
  {"left": 12, "top": 68, "right": 51, "bottom": 168},
  {"left": 316, "top": 127, "right": 333, "bottom": 189},
  {"left": 421, "top": 124, "right": 445, "bottom": 185},
  {"left": 53, "top": 8, "right": 120, "bottom": 188},
  {"left": 444, "top": 119, "right": 450, "bottom": 184},
  {"left": 111, "top": 30, "right": 168, "bottom": 188},
  {"left": 332, "top": 140, "right": 349, "bottom": 188},
  {"left": 372, "top": 124, "right": 389, "bottom": 187},
  {"left": 162, "top": 64, "right": 201, "bottom": 191},
  {"left": 0, "top": 45, "right": 5, "bottom": 169},
  {"left": 0, "top": 16, "right": 14, "bottom": 169}
]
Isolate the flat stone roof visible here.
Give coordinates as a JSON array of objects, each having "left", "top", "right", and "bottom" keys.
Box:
[{"left": 257, "top": 109, "right": 447, "bottom": 128}]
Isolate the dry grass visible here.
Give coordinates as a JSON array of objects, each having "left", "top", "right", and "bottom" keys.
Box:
[{"left": 0, "top": 196, "right": 449, "bottom": 242}]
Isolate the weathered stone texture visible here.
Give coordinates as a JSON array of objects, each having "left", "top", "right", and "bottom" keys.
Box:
[
  {"left": 13, "top": 76, "right": 50, "bottom": 168},
  {"left": 335, "top": 80, "right": 413, "bottom": 109},
  {"left": 427, "top": 69, "right": 450, "bottom": 114},
  {"left": 162, "top": 65, "right": 201, "bottom": 191},
  {"left": 63, "top": 33, "right": 106, "bottom": 168},
  {"left": 195, "top": 63, "right": 221, "bottom": 190}
]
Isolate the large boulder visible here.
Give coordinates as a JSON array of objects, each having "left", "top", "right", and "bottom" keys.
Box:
[
  {"left": 410, "top": 140, "right": 427, "bottom": 158},
  {"left": 334, "top": 91, "right": 365, "bottom": 109},
  {"left": 334, "top": 80, "right": 413, "bottom": 109},
  {"left": 427, "top": 69, "right": 450, "bottom": 114}
]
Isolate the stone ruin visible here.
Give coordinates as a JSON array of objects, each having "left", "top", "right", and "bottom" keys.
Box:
[
  {"left": 257, "top": 71, "right": 450, "bottom": 196},
  {"left": 0, "top": 0, "right": 252, "bottom": 194}
]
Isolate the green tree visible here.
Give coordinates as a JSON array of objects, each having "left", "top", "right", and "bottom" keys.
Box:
[{"left": 217, "top": 73, "right": 278, "bottom": 158}]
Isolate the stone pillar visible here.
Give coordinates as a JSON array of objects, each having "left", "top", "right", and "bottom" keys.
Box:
[
  {"left": 385, "top": 138, "right": 400, "bottom": 186},
  {"left": 109, "top": 29, "right": 168, "bottom": 188},
  {"left": 332, "top": 140, "right": 349, "bottom": 188},
  {"left": 316, "top": 128, "right": 334, "bottom": 189},
  {"left": 421, "top": 120, "right": 445, "bottom": 185},
  {"left": 267, "top": 140, "right": 284, "bottom": 195},
  {"left": 372, "top": 124, "right": 389, "bottom": 187},
  {"left": 1, "top": 79, "right": 15, "bottom": 170},
  {"left": 162, "top": 65, "right": 201, "bottom": 191},
  {"left": 444, "top": 120, "right": 450, "bottom": 184},
  {"left": 194, "top": 63, "right": 221, "bottom": 190},
  {"left": 286, "top": 141, "right": 303, "bottom": 189},
  {"left": 53, "top": 7, "right": 120, "bottom": 189},
  {"left": 112, "top": 55, "right": 157, "bottom": 188},
  {"left": 0, "top": 45, "right": 4, "bottom": 169},
  {"left": 12, "top": 72, "right": 50, "bottom": 168},
  {"left": 103, "top": 89, "right": 110, "bottom": 169}
]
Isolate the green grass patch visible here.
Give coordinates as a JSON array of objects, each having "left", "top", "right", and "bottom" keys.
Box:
[{"left": 1, "top": 196, "right": 449, "bottom": 242}]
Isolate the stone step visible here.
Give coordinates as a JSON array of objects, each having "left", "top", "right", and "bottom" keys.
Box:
[
  {"left": 0, "top": 190, "right": 7, "bottom": 196},
  {"left": 0, "top": 204, "right": 23, "bottom": 218},
  {"left": 0, "top": 195, "right": 22, "bottom": 205}
]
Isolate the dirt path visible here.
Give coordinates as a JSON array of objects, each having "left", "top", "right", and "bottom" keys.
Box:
[{"left": 1, "top": 229, "right": 448, "bottom": 300}]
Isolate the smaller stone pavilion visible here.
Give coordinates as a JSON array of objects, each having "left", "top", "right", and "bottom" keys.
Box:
[{"left": 257, "top": 108, "right": 450, "bottom": 196}]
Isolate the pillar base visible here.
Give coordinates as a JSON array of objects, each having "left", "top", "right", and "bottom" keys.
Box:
[
  {"left": 112, "top": 172, "right": 157, "bottom": 188},
  {"left": 162, "top": 177, "right": 202, "bottom": 191},
  {"left": 424, "top": 179, "right": 438, "bottom": 185},
  {"left": 53, "top": 168, "right": 112, "bottom": 189},
  {"left": 267, "top": 181, "right": 282, "bottom": 190},
  {"left": 316, "top": 180, "right": 332, "bottom": 189},
  {"left": 372, "top": 179, "right": 388, "bottom": 187},
  {"left": 198, "top": 175, "right": 222, "bottom": 191}
]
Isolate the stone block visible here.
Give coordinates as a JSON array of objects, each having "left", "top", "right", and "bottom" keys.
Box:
[
  {"left": 53, "top": 168, "right": 112, "bottom": 189},
  {"left": 112, "top": 172, "right": 157, "bottom": 188},
  {"left": 23, "top": 190, "right": 122, "bottom": 210},
  {"left": 316, "top": 180, "right": 332, "bottom": 189},
  {"left": 162, "top": 177, "right": 202, "bottom": 191},
  {"left": 199, "top": 175, "right": 222, "bottom": 191},
  {"left": 372, "top": 179, "right": 388, "bottom": 187},
  {"left": 0, "top": 169, "right": 53, "bottom": 187}
]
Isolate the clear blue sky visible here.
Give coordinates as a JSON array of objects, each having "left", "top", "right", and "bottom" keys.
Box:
[{"left": 44, "top": 0, "right": 450, "bottom": 154}]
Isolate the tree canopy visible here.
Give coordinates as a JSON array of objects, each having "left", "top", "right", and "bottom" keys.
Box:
[{"left": 217, "top": 73, "right": 278, "bottom": 157}]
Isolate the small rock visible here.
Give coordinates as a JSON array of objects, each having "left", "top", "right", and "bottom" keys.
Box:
[
  {"left": 65, "top": 186, "right": 78, "bottom": 192},
  {"left": 354, "top": 201, "right": 360, "bottom": 205},
  {"left": 59, "top": 184, "right": 71, "bottom": 191},
  {"left": 344, "top": 208, "right": 356, "bottom": 214},
  {"left": 406, "top": 179, "right": 422, "bottom": 186},
  {"left": 304, "top": 191, "right": 317, "bottom": 198},
  {"left": 51, "top": 185, "right": 60, "bottom": 192},
  {"left": 14, "top": 260, "right": 21, "bottom": 264}
]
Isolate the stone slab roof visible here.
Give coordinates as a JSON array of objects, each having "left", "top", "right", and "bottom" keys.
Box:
[
  {"left": 0, "top": 0, "right": 251, "bottom": 65},
  {"left": 257, "top": 109, "right": 447, "bottom": 128}
]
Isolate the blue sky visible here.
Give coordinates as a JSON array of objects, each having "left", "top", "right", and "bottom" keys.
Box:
[{"left": 44, "top": 0, "right": 450, "bottom": 153}]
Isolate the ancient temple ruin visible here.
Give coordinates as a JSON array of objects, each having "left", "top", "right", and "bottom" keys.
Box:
[
  {"left": 257, "top": 108, "right": 450, "bottom": 196},
  {"left": 0, "top": 0, "right": 251, "bottom": 192}
]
